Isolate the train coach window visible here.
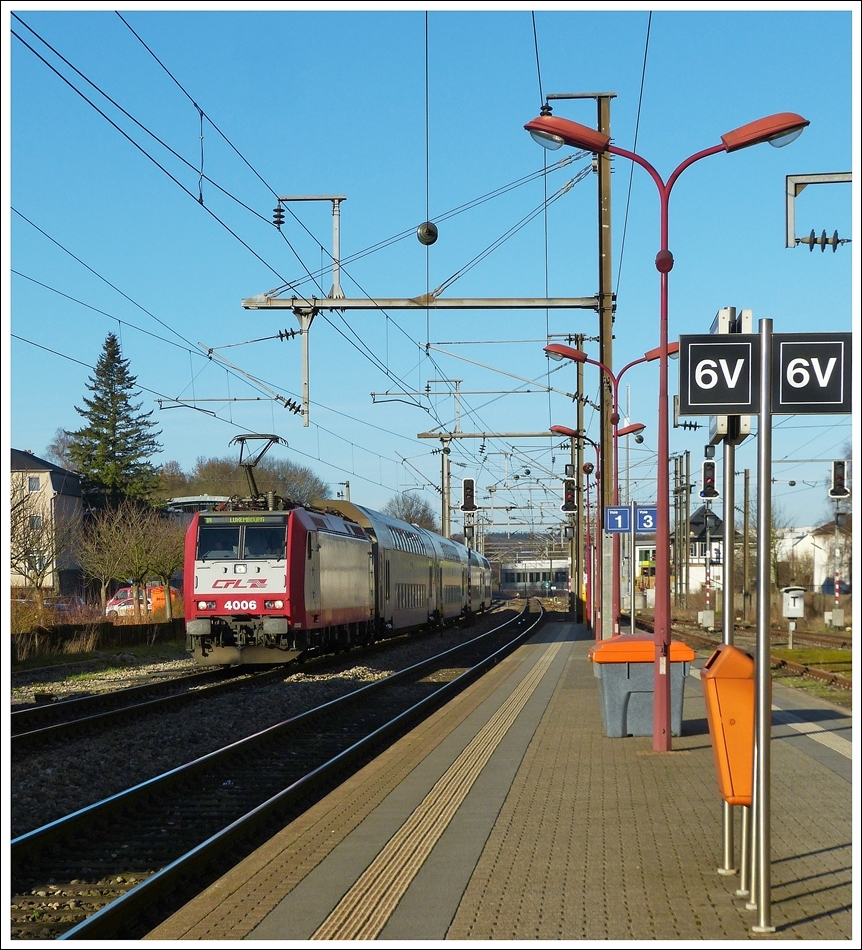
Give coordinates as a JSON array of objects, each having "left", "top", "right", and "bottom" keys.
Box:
[
  {"left": 244, "top": 525, "right": 286, "bottom": 559},
  {"left": 199, "top": 526, "right": 240, "bottom": 559}
]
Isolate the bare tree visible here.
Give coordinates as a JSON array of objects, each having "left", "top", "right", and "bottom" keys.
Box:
[
  {"left": 146, "top": 515, "right": 186, "bottom": 621},
  {"left": 382, "top": 493, "right": 440, "bottom": 532},
  {"left": 115, "top": 505, "right": 160, "bottom": 623},
  {"left": 10, "top": 472, "right": 81, "bottom": 602},
  {"left": 78, "top": 502, "right": 186, "bottom": 621},
  {"left": 45, "top": 428, "right": 76, "bottom": 470},
  {"left": 178, "top": 454, "right": 330, "bottom": 506},
  {"left": 77, "top": 504, "right": 131, "bottom": 609}
]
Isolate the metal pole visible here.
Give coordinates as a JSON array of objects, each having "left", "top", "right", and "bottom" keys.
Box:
[
  {"left": 584, "top": 477, "right": 593, "bottom": 626},
  {"left": 684, "top": 450, "right": 691, "bottom": 609},
  {"left": 752, "top": 317, "right": 774, "bottom": 933},
  {"left": 576, "top": 336, "right": 585, "bottom": 622},
  {"left": 330, "top": 198, "right": 345, "bottom": 299},
  {"left": 834, "top": 503, "right": 841, "bottom": 611},
  {"left": 298, "top": 310, "right": 315, "bottom": 427},
  {"left": 719, "top": 440, "right": 737, "bottom": 876},
  {"left": 673, "top": 456, "right": 680, "bottom": 607},
  {"left": 737, "top": 804, "right": 752, "bottom": 898},
  {"left": 722, "top": 446, "right": 736, "bottom": 640},
  {"left": 743, "top": 469, "right": 751, "bottom": 622},
  {"left": 630, "top": 500, "right": 637, "bottom": 632},
  {"left": 703, "top": 502, "right": 712, "bottom": 610},
  {"left": 441, "top": 441, "right": 451, "bottom": 538},
  {"left": 597, "top": 96, "right": 615, "bottom": 643}
]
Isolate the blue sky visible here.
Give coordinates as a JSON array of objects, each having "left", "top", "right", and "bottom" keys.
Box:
[{"left": 4, "top": 2, "right": 858, "bottom": 534}]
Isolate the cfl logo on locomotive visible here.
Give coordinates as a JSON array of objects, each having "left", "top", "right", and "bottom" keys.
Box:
[{"left": 212, "top": 579, "right": 268, "bottom": 589}]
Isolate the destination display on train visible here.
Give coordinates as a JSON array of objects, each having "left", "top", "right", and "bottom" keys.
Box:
[{"left": 200, "top": 514, "right": 284, "bottom": 524}]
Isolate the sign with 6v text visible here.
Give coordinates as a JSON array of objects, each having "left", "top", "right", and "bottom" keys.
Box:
[
  {"left": 771, "top": 333, "right": 851, "bottom": 413},
  {"left": 679, "top": 335, "right": 760, "bottom": 414},
  {"left": 678, "top": 332, "right": 851, "bottom": 415}
]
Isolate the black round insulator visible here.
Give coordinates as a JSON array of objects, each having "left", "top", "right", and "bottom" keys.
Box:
[
  {"left": 417, "top": 221, "right": 438, "bottom": 246},
  {"left": 808, "top": 229, "right": 815, "bottom": 252},
  {"left": 833, "top": 230, "right": 839, "bottom": 253},
  {"left": 820, "top": 230, "right": 827, "bottom": 252}
]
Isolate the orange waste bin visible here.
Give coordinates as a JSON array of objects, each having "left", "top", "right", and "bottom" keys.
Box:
[{"left": 700, "top": 644, "right": 754, "bottom": 806}]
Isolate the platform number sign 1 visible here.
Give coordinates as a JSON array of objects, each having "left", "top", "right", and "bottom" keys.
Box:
[{"left": 604, "top": 506, "right": 631, "bottom": 533}]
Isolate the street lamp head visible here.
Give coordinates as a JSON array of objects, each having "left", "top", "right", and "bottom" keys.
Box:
[
  {"left": 617, "top": 422, "right": 646, "bottom": 438},
  {"left": 720, "top": 112, "right": 809, "bottom": 152},
  {"left": 545, "top": 343, "right": 588, "bottom": 363},
  {"left": 549, "top": 424, "right": 580, "bottom": 438},
  {"left": 525, "top": 115, "right": 611, "bottom": 153},
  {"left": 643, "top": 341, "right": 680, "bottom": 362}
]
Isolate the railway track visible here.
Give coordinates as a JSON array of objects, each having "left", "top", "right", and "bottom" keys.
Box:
[
  {"left": 11, "top": 603, "right": 543, "bottom": 941},
  {"left": 11, "top": 667, "right": 241, "bottom": 748},
  {"left": 11, "top": 617, "right": 494, "bottom": 751},
  {"left": 640, "top": 618, "right": 852, "bottom": 691}
]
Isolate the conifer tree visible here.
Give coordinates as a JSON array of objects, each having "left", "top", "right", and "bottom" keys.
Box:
[{"left": 68, "top": 333, "right": 163, "bottom": 508}]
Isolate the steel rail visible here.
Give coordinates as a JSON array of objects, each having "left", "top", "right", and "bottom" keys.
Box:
[{"left": 12, "top": 604, "right": 543, "bottom": 940}]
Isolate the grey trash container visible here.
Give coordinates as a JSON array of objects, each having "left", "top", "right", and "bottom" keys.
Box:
[{"left": 589, "top": 635, "right": 695, "bottom": 737}]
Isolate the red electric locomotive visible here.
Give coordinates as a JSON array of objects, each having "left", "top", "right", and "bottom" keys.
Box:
[{"left": 184, "top": 437, "right": 492, "bottom": 667}]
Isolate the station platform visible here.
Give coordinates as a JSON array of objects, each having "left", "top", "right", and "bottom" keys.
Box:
[{"left": 148, "top": 617, "right": 854, "bottom": 942}]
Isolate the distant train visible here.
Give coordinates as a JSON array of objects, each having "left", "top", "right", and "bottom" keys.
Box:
[{"left": 184, "top": 498, "right": 493, "bottom": 667}]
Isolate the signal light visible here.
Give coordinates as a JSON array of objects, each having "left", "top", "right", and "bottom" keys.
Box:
[
  {"left": 461, "top": 477, "right": 477, "bottom": 511},
  {"left": 273, "top": 204, "right": 285, "bottom": 228},
  {"left": 562, "top": 478, "right": 577, "bottom": 512},
  {"left": 701, "top": 460, "right": 719, "bottom": 499},
  {"left": 829, "top": 460, "right": 849, "bottom": 498}
]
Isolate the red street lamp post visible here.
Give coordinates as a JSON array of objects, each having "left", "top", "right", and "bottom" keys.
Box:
[
  {"left": 546, "top": 342, "right": 676, "bottom": 633},
  {"left": 528, "top": 109, "right": 808, "bottom": 752}
]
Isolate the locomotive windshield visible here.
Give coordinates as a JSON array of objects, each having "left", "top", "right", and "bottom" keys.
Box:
[
  {"left": 199, "top": 525, "right": 240, "bottom": 559},
  {"left": 243, "top": 525, "right": 286, "bottom": 559},
  {"left": 197, "top": 523, "right": 286, "bottom": 560}
]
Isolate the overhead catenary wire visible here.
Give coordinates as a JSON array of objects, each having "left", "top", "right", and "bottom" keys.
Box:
[
  {"left": 10, "top": 332, "right": 416, "bottom": 497},
  {"left": 11, "top": 22, "right": 288, "bottom": 284},
  {"left": 15, "top": 9, "right": 593, "bottom": 448},
  {"left": 13, "top": 13, "right": 613, "bottom": 525},
  {"left": 615, "top": 10, "right": 652, "bottom": 302}
]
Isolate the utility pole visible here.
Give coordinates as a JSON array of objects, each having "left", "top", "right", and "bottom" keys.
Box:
[{"left": 440, "top": 440, "right": 451, "bottom": 538}]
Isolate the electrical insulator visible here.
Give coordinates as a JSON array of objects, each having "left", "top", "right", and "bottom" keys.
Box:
[
  {"left": 273, "top": 204, "right": 285, "bottom": 228},
  {"left": 461, "top": 477, "right": 477, "bottom": 512},
  {"left": 829, "top": 460, "right": 849, "bottom": 498},
  {"left": 701, "top": 460, "right": 719, "bottom": 499}
]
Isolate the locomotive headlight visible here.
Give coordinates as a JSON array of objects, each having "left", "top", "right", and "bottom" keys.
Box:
[
  {"left": 264, "top": 599, "right": 284, "bottom": 609},
  {"left": 234, "top": 564, "right": 247, "bottom": 574},
  {"left": 197, "top": 600, "right": 216, "bottom": 610}
]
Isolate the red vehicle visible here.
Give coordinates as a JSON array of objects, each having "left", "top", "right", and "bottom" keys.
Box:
[
  {"left": 183, "top": 435, "right": 491, "bottom": 667},
  {"left": 184, "top": 499, "right": 492, "bottom": 667},
  {"left": 105, "top": 585, "right": 180, "bottom": 619}
]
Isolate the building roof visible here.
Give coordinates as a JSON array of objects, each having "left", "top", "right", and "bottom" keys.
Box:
[{"left": 10, "top": 449, "right": 82, "bottom": 498}]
